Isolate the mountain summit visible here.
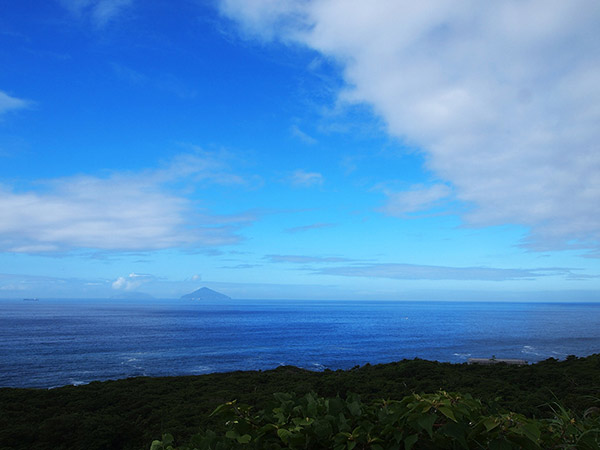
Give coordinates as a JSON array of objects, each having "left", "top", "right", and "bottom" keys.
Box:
[{"left": 180, "top": 287, "right": 231, "bottom": 301}]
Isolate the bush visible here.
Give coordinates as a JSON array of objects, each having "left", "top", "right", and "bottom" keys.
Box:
[{"left": 150, "top": 391, "right": 600, "bottom": 449}]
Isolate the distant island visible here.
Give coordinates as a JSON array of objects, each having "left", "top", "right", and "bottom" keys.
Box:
[{"left": 180, "top": 287, "right": 231, "bottom": 301}]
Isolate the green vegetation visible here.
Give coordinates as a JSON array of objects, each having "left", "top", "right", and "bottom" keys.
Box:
[
  {"left": 0, "top": 355, "right": 599, "bottom": 449},
  {"left": 151, "top": 391, "right": 600, "bottom": 449}
]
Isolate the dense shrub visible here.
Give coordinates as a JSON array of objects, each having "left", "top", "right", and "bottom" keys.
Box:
[
  {"left": 2, "top": 355, "right": 600, "bottom": 449},
  {"left": 150, "top": 391, "right": 600, "bottom": 449}
]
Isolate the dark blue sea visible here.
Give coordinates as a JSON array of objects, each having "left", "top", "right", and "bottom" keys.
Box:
[{"left": 0, "top": 299, "right": 599, "bottom": 388}]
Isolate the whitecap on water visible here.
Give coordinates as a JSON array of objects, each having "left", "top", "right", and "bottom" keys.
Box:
[
  {"left": 521, "top": 345, "right": 541, "bottom": 356},
  {"left": 191, "top": 366, "right": 214, "bottom": 374}
]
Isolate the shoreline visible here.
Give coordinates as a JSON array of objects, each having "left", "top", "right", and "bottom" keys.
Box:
[{"left": 2, "top": 352, "right": 591, "bottom": 391}]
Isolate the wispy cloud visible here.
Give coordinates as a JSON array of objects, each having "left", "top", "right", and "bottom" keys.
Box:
[
  {"left": 290, "top": 125, "right": 317, "bottom": 145},
  {"left": 0, "top": 153, "right": 254, "bottom": 253},
  {"left": 153, "top": 151, "right": 249, "bottom": 187},
  {"left": 315, "top": 263, "right": 585, "bottom": 282},
  {"left": 0, "top": 91, "right": 30, "bottom": 117},
  {"left": 289, "top": 169, "right": 324, "bottom": 187},
  {"left": 220, "top": 0, "right": 600, "bottom": 254},
  {"left": 285, "top": 222, "right": 335, "bottom": 233},
  {"left": 378, "top": 184, "right": 452, "bottom": 217},
  {"left": 60, "top": 0, "right": 133, "bottom": 27},
  {"left": 266, "top": 254, "right": 351, "bottom": 264},
  {"left": 111, "top": 63, "right": 198, "bottom": 100},
  {"left": 0, "top": 272, "right": 111, "bottom": 297},
  {"left": 219, "top": 263, "right": 262, "bottom": 269}
]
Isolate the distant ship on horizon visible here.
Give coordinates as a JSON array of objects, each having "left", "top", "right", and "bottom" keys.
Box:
[{"left": 22, "top": 298, "right": 39, "bottom": 301}]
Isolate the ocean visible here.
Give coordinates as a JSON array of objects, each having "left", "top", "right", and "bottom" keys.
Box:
[{"left": 0, "top": 299, "right": 598, "bottom": 389}]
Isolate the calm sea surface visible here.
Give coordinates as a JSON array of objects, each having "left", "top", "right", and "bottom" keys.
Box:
[{"left": 0, "top": 299, "right": 599, "bottom": 388}]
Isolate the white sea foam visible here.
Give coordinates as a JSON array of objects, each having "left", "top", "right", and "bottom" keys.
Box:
[
  {"left": 191, "top": 366, "right": 214, "bottom": 374},
  {"left": 521, "top": 346, "right": 541, "bottom": 356}
]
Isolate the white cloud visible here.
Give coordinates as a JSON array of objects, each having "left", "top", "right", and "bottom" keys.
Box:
[
  {"left": 289, "top": 169, "right": 323, "bottom": 187},
  {"left": 0, "top": 91, "right": 30, "bottom": 116},
  {"left": 112, "top": 272, "right": 154, "bottom": 290},
  {"left": 0, "top": 153, "right": 253, "bottom": 253},
  {"left": 59, "top": 0, "right": 133, "bottom": 27},
  {"left": 219, "top": 0, "right": 309, "bottom": 41},
  {"left": 219, "top": 0, "right": 600, "bottom": 254},
  {"left": 379, "top": 184, "right": 451, "bottom": 216}
]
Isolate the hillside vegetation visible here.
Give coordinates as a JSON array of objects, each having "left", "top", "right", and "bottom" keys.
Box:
[{"left": 0, "top": 355, "right": 599, "bottom": 449}]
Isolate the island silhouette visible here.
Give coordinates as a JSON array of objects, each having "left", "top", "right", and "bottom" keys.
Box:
[{"left": 180, "top": 287, "right": 231, "bottom": 301}]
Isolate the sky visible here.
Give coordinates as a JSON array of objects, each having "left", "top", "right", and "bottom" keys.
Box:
[{"left": 0, "top": 0, "right": 599, "bottom": 300}]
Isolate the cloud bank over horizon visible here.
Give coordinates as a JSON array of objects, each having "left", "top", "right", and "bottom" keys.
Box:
[
  {"left": 0, "top": 153, "right": 252, "bottom": 253},
  {"left": 219, "top": 0, "right": 600, "bottom": 255},
  {"left": 315, "top": 263, "right": 586, "bottom": 282}
]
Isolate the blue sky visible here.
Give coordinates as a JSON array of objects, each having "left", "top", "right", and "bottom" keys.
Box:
[{"left": 0, "top": 0, "right": 599, "bottom": 300}]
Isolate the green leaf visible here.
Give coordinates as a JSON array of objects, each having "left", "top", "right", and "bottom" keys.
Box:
[
  {"left": 150, "top": 441, "right": 163, "bottom": 450},
  {"left": 277, "top": 428, "right": 291, "bottom": 443},
  {"left": 438, "top": 406, "right": 457, "bottom": 422},
  {"left": 236, "top": 434, "right": 252, "bottom": 444},
  {"left": 210, "top": 402, "right": 233, "bottom": 417},
  {"left": 225, "top": 430, "right": 238, "bottom": 440},
  {"left": 313, "top": 419, "right": 333, "bottom": 439},
  {"left": 347, "top": 401, "right": 361, "bottom": 417},
  {"left": 418, "top": 414, "right": 436, "bottom": 438},
  {"left": 393, "top": 430, "right": 404, "bottom": 443},
  {"left": 520, "top": 422, "right": 541, "bottom": 442},
  {"left": 483, "top": 417, "right": 500, "bottom": 432},
  {"left": 404, "top": 433, "right": 419, "bottom": 450},
  {"left": 292, "top": 416, "right": 314, "bottom": 426}
]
